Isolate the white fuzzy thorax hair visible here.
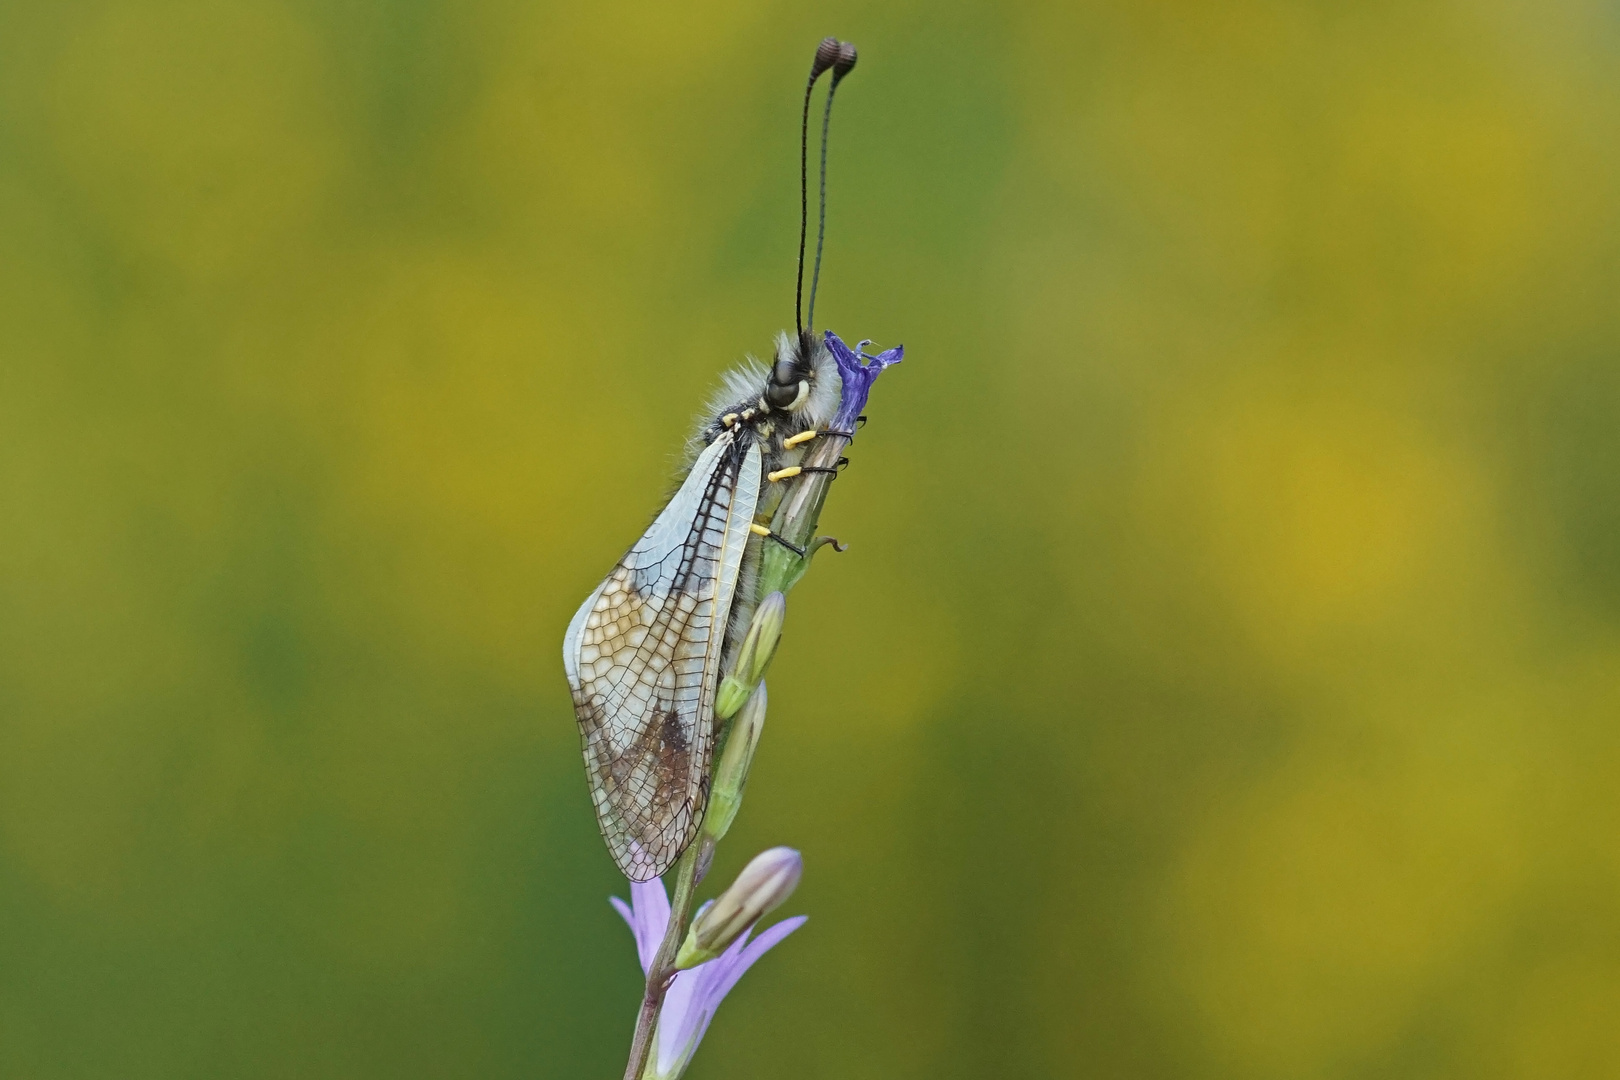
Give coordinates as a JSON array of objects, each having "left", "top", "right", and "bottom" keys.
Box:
[
  {"left": 687, "top": 330, "right": 843, "bottom": 668},
  {"left": 682, "top": 331, "right": 842, "bottom": 468}
]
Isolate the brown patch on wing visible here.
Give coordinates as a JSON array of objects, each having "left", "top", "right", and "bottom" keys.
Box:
[{"left": 566, "top": 434, "right": 755, "bottom": 880}]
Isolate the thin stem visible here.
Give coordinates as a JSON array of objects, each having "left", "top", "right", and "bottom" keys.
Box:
[
  {"left": 757, "top": 432, "right": 851, "bottom": 598},
  {"left": 621, "top": 390, "right": 861, "bottom": 1078},
  {"left": 622, "top": 846, "right": 701, "bottom": 1080}
]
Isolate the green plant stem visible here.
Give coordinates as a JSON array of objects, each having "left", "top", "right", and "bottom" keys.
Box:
[
  {"left": 622, "top": 845, "right": 700, "bottom": 1080},
  {"left": 758, "top": 431, "right": 851, "bottom": 596},
  {"left": 619, "top": 428, "right": 852, "bottom": 1080}
]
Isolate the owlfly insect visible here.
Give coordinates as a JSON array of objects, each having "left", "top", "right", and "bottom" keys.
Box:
[{"left": 563, "top": 38, "right": 902, "bottom": 882}]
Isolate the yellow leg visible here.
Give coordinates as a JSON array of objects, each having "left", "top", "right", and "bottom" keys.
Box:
[
  {"left": 767, "top": 466, "right": 803, "bottom": 483},
  {"left": 782, "top": 429, "right": 818, "bottom": 449},
  {"left": 749, "top": 523, "right": 771, "bottom": 537}
]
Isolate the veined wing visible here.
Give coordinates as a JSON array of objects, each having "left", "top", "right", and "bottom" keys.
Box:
[{"left": 564, "top": 430, "right": 762, "bottom": 881}]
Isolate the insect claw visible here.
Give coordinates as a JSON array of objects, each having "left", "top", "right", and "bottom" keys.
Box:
[
  {"left": 752, "top": 524, "right": 806, "bottom": 557},
  {"left": 767, "top": 533, "right": 807, "bottom": 558}
]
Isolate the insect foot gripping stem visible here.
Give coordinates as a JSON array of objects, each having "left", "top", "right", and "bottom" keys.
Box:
[
  {"left": 714, "top": 593, "right": 786, "bottom": 720},
  {"left": 748, "top": 522, "right": 806, "bottom": 558}
]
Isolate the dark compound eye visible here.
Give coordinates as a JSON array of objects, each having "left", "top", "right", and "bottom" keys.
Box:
[
  {"left": 765, "top": 359, "right": 804, "bottom": 409},
  {"left": 765, "top": 379, "right": 802, "bottom": 409}
]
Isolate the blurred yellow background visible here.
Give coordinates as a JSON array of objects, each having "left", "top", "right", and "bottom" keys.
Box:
[{"left": 4, "top": 1, "right": 1620, "bottom": 1076}]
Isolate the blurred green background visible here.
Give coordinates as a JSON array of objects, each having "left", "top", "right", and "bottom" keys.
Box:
[{"left": 4, "top": 0, "right": 1620, "bottom": 1076}]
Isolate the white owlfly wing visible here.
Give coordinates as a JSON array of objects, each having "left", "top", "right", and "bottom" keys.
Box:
[{"left": 564, "top": 431, "right": 762, "bottom": 881}]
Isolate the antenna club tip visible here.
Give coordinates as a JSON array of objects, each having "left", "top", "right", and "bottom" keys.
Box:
[
  {"left": 811, "top": 37, "right": 841, "bottom": 78},
  {"left": 833, "top": 40, "right": 858, "bottom": 78}
]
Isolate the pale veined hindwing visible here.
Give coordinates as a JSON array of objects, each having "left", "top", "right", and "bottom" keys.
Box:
[{"left": 563, "top": 429, "right": 763, "bottom": 881}]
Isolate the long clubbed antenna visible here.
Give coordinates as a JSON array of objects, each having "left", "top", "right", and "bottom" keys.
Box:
[
  {"left": 806, "top": 40, "right": 857, "bottom": 335},
  {"left": 796, "top": 38, "right": 842, "bottom": 341}
]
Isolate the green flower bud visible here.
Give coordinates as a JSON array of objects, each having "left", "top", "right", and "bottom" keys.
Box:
[
  {"left": 713, "top": 675, "right": 751, "bottom": 722},
  {"left": 675, "top": 846, "right": 803, "bottom": 969},
  {"left": 739, "top": 592, "right": 786, "bottom": 683},
  {"left": 713, "top": 592, "right": 786, "bottom": 719},
  {"left": 702, "top": 682, "right": 767, "bottom": 847}
]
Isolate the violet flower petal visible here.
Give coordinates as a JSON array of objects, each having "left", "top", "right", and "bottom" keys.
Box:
[
  {"left": 824, "top": 330, "right": 903, "bottom": 431},
  {"left": 651, "top": 916, "right": 808, "bottom": 1079},
  {"left": 710, "top": 915, "right": 807, "bottom": 1004},
  {"left": 611, "top": 881, "right": 806, "bottom": 1079},
  {"left": 610, "top": 877, "right": 671, "bottom": 976}
]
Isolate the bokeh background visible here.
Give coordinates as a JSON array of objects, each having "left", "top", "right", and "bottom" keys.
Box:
[{"left": 4, "top": 1, "right": 1620, "bottom": 1076}]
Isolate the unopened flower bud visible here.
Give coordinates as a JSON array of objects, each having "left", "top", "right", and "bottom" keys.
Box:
[
  {"left": 713, "top": 592, "right": 785, "bottom": 719},
  {"left": 702, "top": 682, "right": 767, "bottom": 846},
  {"left": 676, "top": 846, "right": 802, "bottom": 969},
  {"left": 713, "top": 675, "right": 750, "bottom": 722}
]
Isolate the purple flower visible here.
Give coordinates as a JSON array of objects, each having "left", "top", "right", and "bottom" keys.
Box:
[
  {"left": 612, "top": 878, "right": 807, "bottom": 1079},
  {"left": 824, "top": 330, "right": 903, "bottom": 431}
]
